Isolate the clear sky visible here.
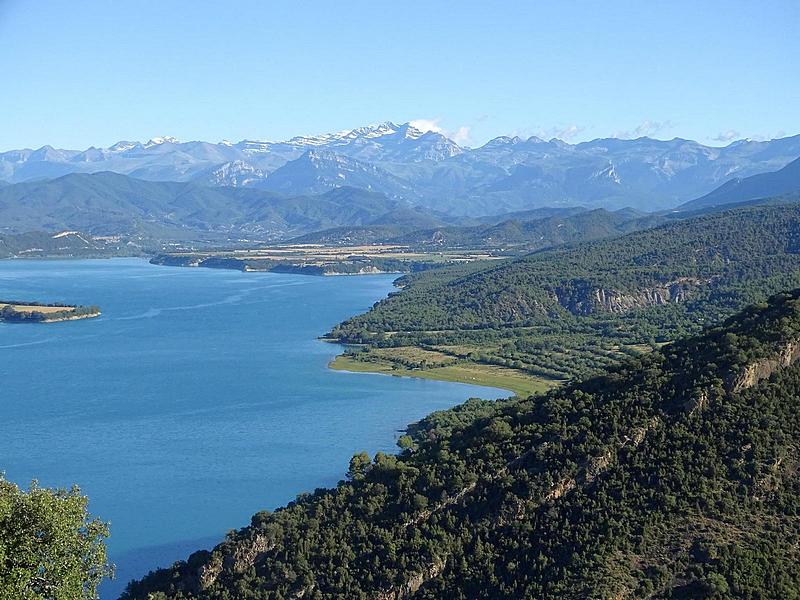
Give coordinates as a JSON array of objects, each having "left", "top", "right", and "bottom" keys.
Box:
[{"left": 1, "top": 0, "right": 797, "bottom": 150}]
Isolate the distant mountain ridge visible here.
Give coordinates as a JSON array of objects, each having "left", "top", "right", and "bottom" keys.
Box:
[
  {"left": 3, "top": 123, "right": 799, "bottom": 214},
  {"left": 3, "top": 163, "right": 799, "bottom": 248},
  {"left": 290, "top": 207, "right": 665, "bottom": 251},
  {"left": 679, "top": 156, "right": 800, "bottom": 210},
  {"left": 0, "top": 172, "right": 411, "bottom": 240}
]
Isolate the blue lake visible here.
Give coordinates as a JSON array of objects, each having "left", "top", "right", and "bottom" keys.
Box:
[{"left": 0, "top": 259, "right": 504, "bottom": 598}]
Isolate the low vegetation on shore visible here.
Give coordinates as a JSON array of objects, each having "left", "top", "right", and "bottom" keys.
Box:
[{"left": 329, "top": 350, "right": 556, "bottom": 397}]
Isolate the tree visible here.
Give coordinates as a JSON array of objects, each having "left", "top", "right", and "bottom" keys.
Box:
[
  {"left": 347, "top": 452, "right": 371, "bottom": 480},
  {"left": 397, "top": 435, "right": 415, "bottom": 451},
  {"left": 0, "top": 477, "right": 112, "bottom": 599}
]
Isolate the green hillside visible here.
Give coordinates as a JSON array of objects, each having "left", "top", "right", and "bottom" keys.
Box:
[
  {"left": 290, "top": 207, "right": 664, "bottom": 252},
  {"left": 330, "top": 204, "right": 800, "bottom": 380},
  {"left": 124, "top": 288, "right": 800, "bottom": 599},
  {"left": 0, "top": 172, "right": 404, "bottom": 240},
  {"left": 386, "top": 208, "right": 664, "bottom": 250},
  {"left": 0, "top": 230, "right": 141, "bottom": 258}
]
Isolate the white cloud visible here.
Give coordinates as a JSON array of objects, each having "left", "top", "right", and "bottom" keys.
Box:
[
  {"left": 613, "top": 120, "right": 674, "bottom": 139},
  {"left": 711, "top": 130, "right": 740, "bottom": 143},
  {"left": 450, "top": 126, "right": 471, "bottom": 144},
  {"left": 409, "top": 118, "right": 472, "bottom": 145},
  {"left": 409, "top": 118, "right": 443, "bottom": 134}
]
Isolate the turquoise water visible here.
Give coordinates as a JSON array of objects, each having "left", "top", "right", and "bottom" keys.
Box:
[{"left": 0, "top": 259, "right": 504, "bottom": 598}]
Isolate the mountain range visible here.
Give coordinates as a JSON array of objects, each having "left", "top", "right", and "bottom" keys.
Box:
[
  {"left": 4, "top": 122, "right": 800, "bottom": 214},
  {"left": 679, "top": 156, "right": 800, "bottom": 210},
  {"left": 287, "top": 156, "right": 800, "bottom": 248},
  {"left": 289, "top": 207, "right": 662, "bottom": 249},
  {"left": 2, "top": 149, "right": 799, "bottom": 247}
]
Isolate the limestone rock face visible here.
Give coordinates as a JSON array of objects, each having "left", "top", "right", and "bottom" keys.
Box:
[
  {"left": 726, "top": 340, "right": 800, "bottom": 394},
  {"left": 554, "top": 277, "right": 702, "bottom": 315}
]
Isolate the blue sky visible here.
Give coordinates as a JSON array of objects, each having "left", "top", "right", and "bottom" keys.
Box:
[{"left": 1, "top": 0, "right": 797, "bottom": 149}]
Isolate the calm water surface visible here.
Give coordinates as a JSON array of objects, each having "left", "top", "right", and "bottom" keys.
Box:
[{"left": 0, "top": 259, "right": 503, "bottom": 598}]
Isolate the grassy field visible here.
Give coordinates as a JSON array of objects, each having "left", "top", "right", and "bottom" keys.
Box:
[
  {"left": 164, "top": 244, "right": 502, "bottom": 265},
  {"left": 329, "top": 353, "right": 559, "bottom": 397},
  {"left": 0, "top": 303, "right": 75, "bottom": 314}
]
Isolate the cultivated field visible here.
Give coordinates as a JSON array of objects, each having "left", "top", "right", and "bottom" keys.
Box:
[
  {"left": 0, "top": 303, "right": 75, "bottom": 314},
  {"left": 163, "top": 244, "right": 501, "bottom": 265}
]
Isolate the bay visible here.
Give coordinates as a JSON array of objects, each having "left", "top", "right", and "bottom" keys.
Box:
[{"left": 0, "top": 259, "right": 504, "bottom": 598}]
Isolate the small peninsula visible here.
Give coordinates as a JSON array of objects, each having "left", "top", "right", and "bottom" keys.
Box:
[
  {"left": 150, "top": 244, "right": 501, "bottom": 276},
  {"left": 0, "top": 300, "right": 100, "bottom": 323}
]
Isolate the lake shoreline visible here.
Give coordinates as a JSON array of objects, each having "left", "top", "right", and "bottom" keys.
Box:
[
  {"left": 327, "top": 352, "right": 558, "bottom": 398},
  {"left": 0, "top": 259, "right": 508, "bottom": 600}
]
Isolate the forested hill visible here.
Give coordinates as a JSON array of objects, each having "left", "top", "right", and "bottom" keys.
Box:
[
  {"left": 335, "top": 204, "right": 800, "bottom": 332},
  {"left": 0, "top": 172, "right": 405, "bottom": 240},
  {"left": 291, "top": 207, "right": 665, "bottom": 252},
  {"left": 124, "top": 289, "right": 800, "bottom": 599},
  {"left": 329, "top": 204, "right": 800, "bottom": 380},
  {"left": 0, "top": 230, "right": 138, "bottom": 258}
]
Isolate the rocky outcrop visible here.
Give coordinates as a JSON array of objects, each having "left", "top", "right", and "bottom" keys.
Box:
[
  {"left": 683, "top": 389, "right": 710, "bottom": 415},
  {"left": 222, "top": 533, "right": 274, "bottom": 573},
  {"left": 197, "top": 555, "right": 223, "bottom": 592},
  {"left": 555, "top": 278, "right": 702, "bottom": 315},
  {"left": 372, "top": 560, "right": 446, "bottom": 600},
  {"left": 174, "top": 412, "right": 663, "bottom": 599},
  {"left": 543, "top": 477, "right": 577, "bottom": 503},
  {"left": 725, "top": 340, "right": 800, "bottom": 394},
  {"left": 192, "top": 534, "right": 275, "bottom": 592}
]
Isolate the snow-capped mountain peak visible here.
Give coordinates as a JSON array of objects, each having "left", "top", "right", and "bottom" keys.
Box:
[
  {"left": 483, "top": 136, "right": 523, "bottom": 148},
  {"left": 236, "top": 140, "right": 273, "bottom": 154},
  {"left": 144, "top": 136, "right": 180, "bottom": 148},
  {"left": 225, "top": 122, "right": 443, "bottom": 159},
  {"left": 342, "top": 121, "right": 404, "bottom": 140},
  {"left": 284, "top": 131, "right": 346, "bottom": 147},
  {"left": 108, "top": 141, "right": 140, "bottom": 153},
  {"left": 395, "top": 123, "right": 426, "bottom": 140}
]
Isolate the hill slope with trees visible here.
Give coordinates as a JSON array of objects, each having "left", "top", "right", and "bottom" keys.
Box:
[
  {"left": 330, "top": 204, "right": 800, "bottom": 381},
  {"left": 0, "top": 172, "right": 408, "bottom": 240},
  {"left": 124, "top": 288, "right": 800, "bottom": 599}
]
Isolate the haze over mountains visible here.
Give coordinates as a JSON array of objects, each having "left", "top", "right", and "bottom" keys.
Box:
[
  {"left": 4, "top": 122, "right": 800, "bottom": 215},
  {"left": 679, "top": 156, "right": 800, "bottom": 210},
  {"left": 0, "top": 172, "right": 417, "bottom": 240}
]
